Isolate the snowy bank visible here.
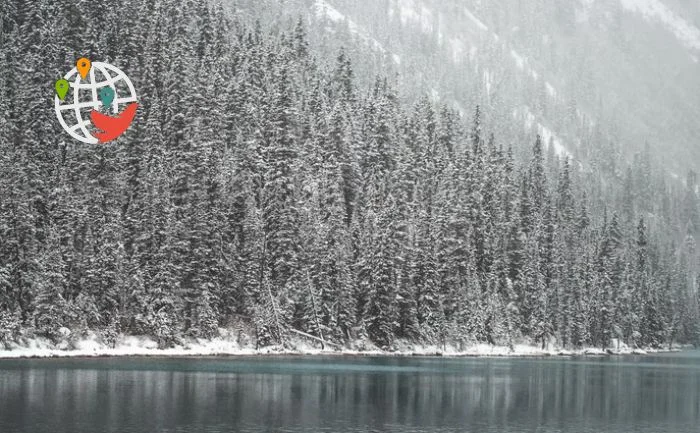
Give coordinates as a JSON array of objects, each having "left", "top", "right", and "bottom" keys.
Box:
[{"left": 0, "top": 332, "right": 676, "bottom": 360}]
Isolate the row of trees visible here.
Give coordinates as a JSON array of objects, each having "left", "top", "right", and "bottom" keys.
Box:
[{"left": 0, "top": 0, "right": 698, "bottom": 350}]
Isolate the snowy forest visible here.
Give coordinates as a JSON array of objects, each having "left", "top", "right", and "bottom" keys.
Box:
[{"left": 1, "top": 0, "right": 699, "bottom": 352}]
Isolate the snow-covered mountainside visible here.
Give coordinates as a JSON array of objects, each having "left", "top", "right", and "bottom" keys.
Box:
[
  {"left": 620, "top": 0, "right": 700, "bottom": 50},
  {"left": 246, "top": 0, "right": 699, "bottom": 172}
]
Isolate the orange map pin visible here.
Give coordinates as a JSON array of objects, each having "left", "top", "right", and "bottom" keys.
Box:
[{"left": 76, "top": 58, "right": 91, "bottom": 79}]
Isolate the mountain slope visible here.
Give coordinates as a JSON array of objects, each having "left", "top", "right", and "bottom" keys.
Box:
[{"left": 236, "top": 0, "right": 699, "bottom": 174}]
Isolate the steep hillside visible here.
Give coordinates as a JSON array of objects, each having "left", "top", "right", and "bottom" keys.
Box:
[{"left": 229, "top": 0, "right": 700, "bottom": 174}]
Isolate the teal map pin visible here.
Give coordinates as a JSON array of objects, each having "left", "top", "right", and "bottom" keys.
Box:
[
  {"left": 99, "top": 87, "right": 115, "bottom": 107},
  {"left": 55, "top": 79, "right": 69, "bottom": 100}
]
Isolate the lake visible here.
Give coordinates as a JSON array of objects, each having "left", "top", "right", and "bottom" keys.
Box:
[{"left": 0, "top": 351, "right": 699, "bottom": 432}]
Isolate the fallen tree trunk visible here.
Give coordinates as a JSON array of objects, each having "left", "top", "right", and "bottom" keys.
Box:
[{"left": 289, "top": 328, "right": 342, "bottom": 349}]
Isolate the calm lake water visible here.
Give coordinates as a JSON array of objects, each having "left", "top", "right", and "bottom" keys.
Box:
[{"left": 0, "top": 351, "right": 699, "bottom": 433}]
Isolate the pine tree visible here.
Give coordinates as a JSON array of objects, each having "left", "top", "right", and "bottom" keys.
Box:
[{"left": 0, "top": 2, "right": 696, "bottom": 352}]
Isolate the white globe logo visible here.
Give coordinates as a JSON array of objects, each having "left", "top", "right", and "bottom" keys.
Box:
[{"left": 55, "top": 61, "right": 137, "bottom": 144}]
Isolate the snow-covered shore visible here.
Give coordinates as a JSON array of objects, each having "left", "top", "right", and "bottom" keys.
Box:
[{"left": 0, "top": 331, "right": 668, "bottom": 360}]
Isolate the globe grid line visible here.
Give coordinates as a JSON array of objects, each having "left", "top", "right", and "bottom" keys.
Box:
[
  {"left": 72, "top": 73, "right": 93, "bottom": 142},
  {"left": 54, "top": 61, "right": 137, "bottom": 144},
  {"left": 65, "top": 75, "right": 126, "bottom": 90},
  {"left": 68, "top": 121, "right": 92, "bottom": 133},
  {"left": 57, "top": 96, "right": 138, "bottom": 111},
  {"left": 89, "top": 65, "right": 99, "bottom": 114}
]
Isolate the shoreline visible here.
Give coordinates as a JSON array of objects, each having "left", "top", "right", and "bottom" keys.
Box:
[{"left": 0, "top": 334, "right": 677, "bottom": 360}]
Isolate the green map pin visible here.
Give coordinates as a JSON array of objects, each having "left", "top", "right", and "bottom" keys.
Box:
[
  {"left": 55, "top": 79, "right": 69, "bottom": 100},
  {"left": 99, "top": 87, "right": 115, "bottom": 107}
]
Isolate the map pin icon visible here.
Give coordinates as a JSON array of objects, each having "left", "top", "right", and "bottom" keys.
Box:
[
  {"left": 99, "top": 87, "right": 115, "bottom": 107},
  {"left": 76, "top": 57, "right": 91, "bottom": 79},
  {"left": 55, "top": 79, "right": 69, "bottom": 101}
]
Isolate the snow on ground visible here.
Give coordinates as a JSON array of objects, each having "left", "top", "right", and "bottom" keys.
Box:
[
  {"left": 484, "top": 69, "right": 493, "bottom": 96},
  {"left": 463, "top": 8, "right": 488, "bottom": 32},
  {"left": 516, "top": 106, "right": 573, "bottom": 159},
  {"left": 315, "top": 0, "right": 344, "bottom": 23},
  {"left": 538, "top": 123, "right": 572, "bottom": 159},
  {"left": 0, "top": 332, "right": 672, "bottom": 359},
  {"left": 396, "top": 1, "right": 435, "bottom": 35},
  {"left": 419, "top": 5, "right": 435, "bottom": 34},
  {"left": 397, "top": 0, "right": 429, "bottom": 29},
  {"left": 0, "top": 333, "right": 254, "bottom": 359},
  {"left": 620, "top": 0, "right": 700, "bottom": 51},
  {"left": 429, "top": 87, "right": 440, "bottom": 102},
  {"left": 469, "top": 45, "right": 478, "bottom": 61},
  {"left": 510, "top": 49, "right": 525, "bottom": 70},
  {"left": 388, "top": 1, "right": 565, "bottom": 109},
  {"left": 314, "top": 0, "right": 401, "bottom": 65},
  {"left": 448, "top": 37, "right": 466, "bottom": 63}
]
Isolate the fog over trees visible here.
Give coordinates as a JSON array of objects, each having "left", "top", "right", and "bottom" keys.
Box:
[{"left": 0, "top": 0, "right": 699, "bottom": 351}]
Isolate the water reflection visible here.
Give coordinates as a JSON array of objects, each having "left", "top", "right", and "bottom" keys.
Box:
[{"left": 0, "top": 354, "right": 699, "bottom": 432}]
